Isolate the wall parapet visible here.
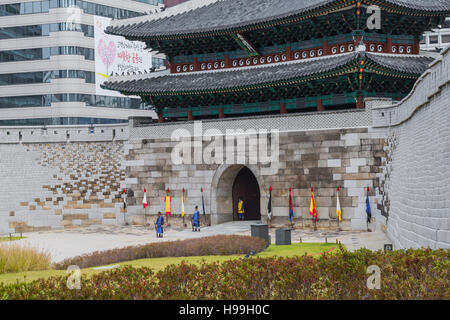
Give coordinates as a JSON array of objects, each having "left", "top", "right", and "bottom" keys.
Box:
[
  {"left": 0, "top": 124, "right": 129, "bottom": 144},
  {"left": 372, "top": 46, "right": 450, "bottom": 128},
  {"left": 129, "top": 107, "right": 372, "bottom": 140}
]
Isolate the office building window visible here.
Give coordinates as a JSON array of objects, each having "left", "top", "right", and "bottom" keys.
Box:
[
  {"left": 442, "top": 35, "right": 450, "bottom": 44},
  {"left": 429, "top": 36, "right": 439, "bottom": 44},
  {"left": 1, "top": 1, "right": 145, "bottom": 19},
  {"left": 0, "top": 47, "right": 94, "bottom": 62}
]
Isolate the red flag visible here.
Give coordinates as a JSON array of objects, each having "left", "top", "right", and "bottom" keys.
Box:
[
  {"left": 143, "top": 188, "right": 148, "bottom": 208},
  {"left": 309, "top": 187, "right": 318, "bottom": 222}
]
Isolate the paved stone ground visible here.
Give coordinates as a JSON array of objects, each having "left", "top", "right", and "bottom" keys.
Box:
[{"left": 10, "top": 221, "right": 391, "bottom": 263}]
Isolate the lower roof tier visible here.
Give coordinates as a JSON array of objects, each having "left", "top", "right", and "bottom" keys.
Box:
[{"left": 103, "top": 51, "right": 433, "bottom": 116}]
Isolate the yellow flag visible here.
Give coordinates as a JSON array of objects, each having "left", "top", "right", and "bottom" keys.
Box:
[
  {"left": 336, "top": 189, "right": 342, "bottom": 222},
  {"left": 181, "top": 194, "right": 185, "bottom": 217}
]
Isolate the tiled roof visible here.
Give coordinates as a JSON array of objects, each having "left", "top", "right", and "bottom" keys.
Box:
[
  {"left": 102, "top": 52, "right": 434, "bottom": 94},
  {"left": 106, "top": 0, "right": 450, "bottom": 38}
]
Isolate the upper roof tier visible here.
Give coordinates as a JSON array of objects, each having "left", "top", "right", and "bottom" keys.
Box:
[
  {"left": 107, "top": 0, "right": 450, "bottom": 40},
  {"left": 102, "top": 52, "right": 433, "bottom": 96}
]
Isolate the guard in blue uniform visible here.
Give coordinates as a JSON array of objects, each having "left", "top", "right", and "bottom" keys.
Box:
[
  {"left": 192, "top": 206, "right": 200, "bottom": 232},
  {"left": 155, "top": 211, "right": 164, "bottom": 237}
]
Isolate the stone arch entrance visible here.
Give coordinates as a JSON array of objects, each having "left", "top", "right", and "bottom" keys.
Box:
[
  {"left": 210, "top": 164, "right": 264, "bottom": 225},
  {"left": 232, "top": 167, "right": 261, "bottom": 221}
]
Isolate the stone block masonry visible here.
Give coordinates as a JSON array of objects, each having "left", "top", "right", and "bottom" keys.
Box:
[
  {"left": 123, "top": 127, "right": 386, "bottom": 232},
  {"left": 0, "top": 141, "right": 126, "bottom": 234},
  {"left": 373, "top": 46, "right": 450, "bottom": 249}
]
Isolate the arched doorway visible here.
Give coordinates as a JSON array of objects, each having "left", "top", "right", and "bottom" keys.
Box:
[{"left": 232, "top": 167, "right": 261, "bottom": 221}]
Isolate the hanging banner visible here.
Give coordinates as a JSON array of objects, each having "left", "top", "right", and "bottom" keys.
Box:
[{"left": 94, "top": 16, "right": 153, "bottom": 97}]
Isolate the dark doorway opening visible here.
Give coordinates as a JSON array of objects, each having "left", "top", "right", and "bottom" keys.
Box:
[{"left": 232, "top": 167, "right": 261, "bottom": 221}]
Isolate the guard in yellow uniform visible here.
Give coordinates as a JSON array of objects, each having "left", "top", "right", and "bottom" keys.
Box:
[{"left": 237, "top": 197, "right": 245, "bottom": 221}]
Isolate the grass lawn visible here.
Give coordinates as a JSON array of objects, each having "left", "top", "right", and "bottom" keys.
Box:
[
  {"left": 0, "top": 236, "right": 26, "bottom": 242},
  {"left": 0, "top": 242, "right": 339, "bottom": 285}
]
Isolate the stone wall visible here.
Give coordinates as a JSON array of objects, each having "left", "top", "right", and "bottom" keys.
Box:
[
  {"left": 123, "top": 125, "right": 387, "bottom": 232},
  {"left": 372, "top": 47, "right": 450, "bottom": 249},
  {"left": 0, "top": 124, "right": 128, "bottom": 144},
  {"left": 0, "top": 141, "right": 126, "bottom": 234}
]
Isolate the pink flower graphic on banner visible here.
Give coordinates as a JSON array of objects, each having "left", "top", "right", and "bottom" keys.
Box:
[{"left": 98, "top": 39, "right": 116, "bottom": 75}]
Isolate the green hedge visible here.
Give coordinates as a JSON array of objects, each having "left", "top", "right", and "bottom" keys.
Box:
[
  {"left": 54, "top": 235, "right": 267, "bottom": 270},
  {"left": 1, "top": 247, "right": 448, "bottom": 300}
]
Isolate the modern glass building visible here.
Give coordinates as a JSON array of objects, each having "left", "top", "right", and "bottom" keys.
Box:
[{"left": 0, "top": 0, "right": 164, "bottom": 126}]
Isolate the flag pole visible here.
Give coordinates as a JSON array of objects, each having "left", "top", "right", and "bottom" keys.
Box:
[
  {"left": 182, "top": 187, "right": 186, "bottom": 228},
  {"left": 336, "top": 186, "right": 341, "bottom": 232},
  {"left": 267, "top": 186, "right": 272, "bottom": 228},
  {"left": 366, "top": 186, "right": 369, "bottom": 232},
  {"left": 166, "top": 187, "right": 170, "bottom": 227}
]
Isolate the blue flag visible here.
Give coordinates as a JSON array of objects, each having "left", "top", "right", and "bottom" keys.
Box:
[
  {"left": 366, "top": 191, "right": 372, "bottom": 223},
  {"left": 202, "top": 194, "right": 206, "bottom": 216}
]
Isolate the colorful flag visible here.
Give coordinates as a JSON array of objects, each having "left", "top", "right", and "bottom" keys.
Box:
[
  {"left": 181, "top": 188, "right": 185, "bottom": 218},
  {"left": 310, "top": 187, "right": 318, "bottom": 222},
  {"left": 165, "top": 195, "right": 171, "bottom": 217},
  {"left": 288, "top": 187, "right": 294, "bottom": 222},
  {"left": 143, "top": 188, "right": 148, "bottom": 209},
  {"left": 267, "top": 186, "right": 272, "bottom": 220},
  {"left": 201, "top": 187, "right": 206, "bottom": 216},
  {"left": 336, "top": 187, "right": 342, "bottom": 222},
  {"left": 366, "top": 186, "right": 372, "bottom": 223}
]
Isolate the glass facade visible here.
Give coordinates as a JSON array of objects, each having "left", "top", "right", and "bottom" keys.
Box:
[
  {"left": 0, "top": 94, "right": 144, "bottom": 109},
  {"left": 0, "top": 0, "right": 158, "bottom": 125},
  {"left": 0, "top": 70, "right": 95, "bottom": 85},
  {"left": 152, "top": 57, "right": 165, "bottom": 69},
  {"left": 0, "top": 47, "right": 94, "bottom": 62},
  {"left": 134, "top": 0, "right": 163, "bottom": 5},
  {"left": 0, "top": 23, "right": 94, "bottom": 39},
  {"left": 0, "top": 117, "right": 127, "bottom": 126},
  {"left": 0, "top": 0, "right": 146, "bottom": 19}
]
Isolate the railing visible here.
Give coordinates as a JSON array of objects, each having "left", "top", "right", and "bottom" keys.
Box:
[{"left": 0, "top": 123, "right": 129, "bottom": 144}]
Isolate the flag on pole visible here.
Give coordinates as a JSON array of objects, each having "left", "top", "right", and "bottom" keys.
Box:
[
  {"left": 267, "top": 186, "right": 272, "bottom": 221},
  {"left": 142, "top": 188, "right": 148, "bottom": 208},
  {"left": 288, "top": 187, "right": 294, "bottom": 222},
  {"left": 366, "top": 186, "right": 372, "bottom": 223},
  {"left": 181, "top": 188, "right": 185, "bottom": 218},
  {"left": 201, "top": 187, "right": 206, "bottom": 216},
  {"left": 165, "top": 188, "right": 171, "bottom": 217},
  {"left": 336, "top": 187, "right": 342, "bottom": 222},
  {"left": 310, "top": 187, "right": 318, "bottom": 222}
]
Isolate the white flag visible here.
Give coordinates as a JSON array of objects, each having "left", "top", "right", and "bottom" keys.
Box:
[{"left": 143, "top": 188, "right": 148, "bottom": 208}]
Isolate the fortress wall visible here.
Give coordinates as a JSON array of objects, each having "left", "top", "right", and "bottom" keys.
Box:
[
  {"left": 0, "top": 140, "right": 127, "bottom": 235},
  {"left": 124, "top": 124, "right": 388, "bottom": 232},
  {"left": 373, "top": 47, "right": 450, "bottom": 249}
]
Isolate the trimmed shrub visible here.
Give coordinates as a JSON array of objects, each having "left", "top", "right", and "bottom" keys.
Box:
[
  {"left": 0, "top": 243, "right": 51, "bottom": 273},
  {"left": 1, "top": 247, "right": 448, "bottom": 300},
  {"left": 54, "top": 235, "right": 267, "bottom": 270}
]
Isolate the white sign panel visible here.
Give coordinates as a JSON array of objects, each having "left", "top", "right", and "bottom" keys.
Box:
[{"left": 94, "top": 16, "right": 152, "bottom": 97}]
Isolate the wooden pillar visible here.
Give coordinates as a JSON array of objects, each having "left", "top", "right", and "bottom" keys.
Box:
[
  {"left": 158, "top": 112, "right": 164, "bottom": 123},
  {"left": 317, "top": 99, "right": 325, "bottom": 111},
  {"left": 225, "top": 55, "right": 232, "bottom": 68},
  {"left": 286, "top": 47, "right": 293, "bottom": 61},
  {"left": 323, "top": 40, "right": 329, "bottom": 56},
  {"left": 413, "top": 39, "right": 420, "bottom": 55},
  {"left": 386, "top": 37, "right": 392, "bottom": 53},
  {"left": 169, "top": 61, "right": 176, "bottom": 74},
  {"left": 280, "top": 102, "right": 287, "bottom": 114},
  {"left": 188, "top": 110, "right": 194, "bottom": 121},
  {"left": 193, "top": 57, "right": 200, "bottom": 71},
  {"left": 218, "top": 107, "right": 225, "bottom": 119},
  {"left": 356, "top": 96, "right": 365, "bottom": 109}
]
